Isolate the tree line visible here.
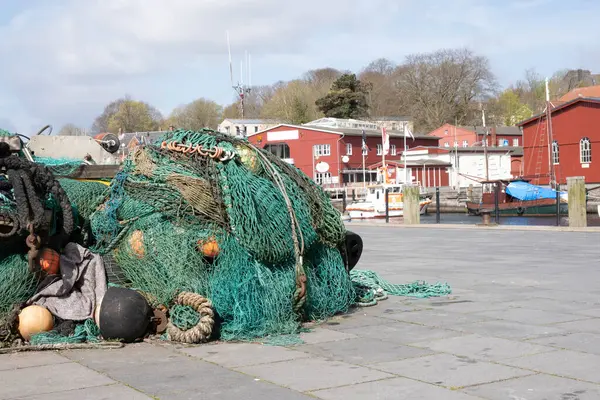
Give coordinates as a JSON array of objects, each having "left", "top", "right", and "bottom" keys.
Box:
[{"left": 59, "top": 48, "right": 599, "bottom": 136}]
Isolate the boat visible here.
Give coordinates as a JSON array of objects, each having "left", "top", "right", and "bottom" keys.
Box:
[
  {"left": 466, "top": 179, "right": 568, "bottom": 216},
  {"left": 346, "top": 184, "right": 432, "bottom": 219}
]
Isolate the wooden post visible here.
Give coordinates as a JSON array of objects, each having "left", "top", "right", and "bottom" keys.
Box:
[
  {"left": 352, "top": 189, "right": 356, "bottom": 201},
  {"left": 556, "top": 184, "right": 561, "bottom": 226},
  {"left": 385, "top": 188, "right": 389, "bottom": 223},
  {"left": 403, "top": 185, "right": 420, "bottom": 225},
  {"left": 435, "top": 187, "right": 440, "bottom": 223},
  {"left": 494, "top": 183, "right": 500, "bottom": 224},
  {"left": 567, "top": 176, "right": 587, "bottom": 227},
  {"left": 342, "top": 190, "right": 347, "bottom": 213}
]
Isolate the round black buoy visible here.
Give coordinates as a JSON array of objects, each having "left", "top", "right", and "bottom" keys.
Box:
[
  {"left": 345, "top": 231, "right": 363, "bottom": 272},
  {"left": 97, "top": 287, "right": 152, "bottom": 343}
]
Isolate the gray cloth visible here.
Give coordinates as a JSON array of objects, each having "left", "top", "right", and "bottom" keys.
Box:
[{"left": 28, "top": 243, "right": 107, "bottom": 321}]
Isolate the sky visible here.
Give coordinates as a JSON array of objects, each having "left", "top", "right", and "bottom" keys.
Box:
[{"left": 0, "top": 0, "right": 599, "bottom": 134}]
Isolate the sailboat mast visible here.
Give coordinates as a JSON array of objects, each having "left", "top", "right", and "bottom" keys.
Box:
[
  {"left": 545, "top": 78, "right": 555, "bottom": 188},
  {"left": 482, "top": 108, "right": 489, "bottom": 181}
]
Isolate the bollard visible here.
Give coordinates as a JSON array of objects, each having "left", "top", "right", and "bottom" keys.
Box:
[
  {"left": 556, "top": 184, "right": 561, "bottom": 226},
  {"left": 494, "top": 183, "right": 500, "bottom": 224},
  {"left": 567, "top": 176, "right": 587, "bottom": 227},
  {"left": 435, "top": 187, "right": 440, "bottom": 223},
  {"left": 403, "top": 185, "right": 420, "bottom": 225},
  {"left": 352, "top": 189, "right": 356, "bottom": 202},
  {"left": 342, "top": 190, "right": 347, "bottom": 213},
  {"left": 385, "top": 188, "right": 389, "bottom": 223},
  {"left": 481, "top": 210, "right": 491, "bottom": 225}
]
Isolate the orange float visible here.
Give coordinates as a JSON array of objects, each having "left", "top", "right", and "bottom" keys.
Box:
[
  {"left": 37, "top": 248, "right": 60, "bottom": 275},
  {"left": 18, "top": 305, "right": 54, "bottom": 341},
  {"left": 129, "top": 230, "right": 145, "bottom": 258},
  {"left": 197, "top": 238, "right": 219, "bottom": 258}
]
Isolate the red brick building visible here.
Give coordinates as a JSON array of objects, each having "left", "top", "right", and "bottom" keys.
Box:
[
  {"left": 429, "top": 123, "right": 523, "bottom": 148},
  {"left": 518, "top": 97, "right": 600, "bottom": 185},
  {"left": 248, "top": 123, "right": 438, "bottom": 185}
]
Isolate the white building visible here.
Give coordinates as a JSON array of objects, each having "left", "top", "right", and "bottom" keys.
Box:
[{"left": 217, "top": 119, "right": 280, "bottom": 137}]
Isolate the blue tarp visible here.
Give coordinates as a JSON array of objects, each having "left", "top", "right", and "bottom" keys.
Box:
[{"left": 506, "top": 181, "right": 566, "bottom": 201}]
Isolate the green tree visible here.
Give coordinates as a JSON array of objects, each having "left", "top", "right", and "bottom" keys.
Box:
[
  {"left": 105, "top": 99, "right": 163, "bottom": 133},
  {"left": 315, "top": 73, "right": 370, "bottom": 119},
  {"left": 58, "top": 123, "right": 86, "bottom": 136},
  {"left": 498, "top": 90, "right": 533, "bottom": 126},
  {"left": 168, "top": 98, "right": 222, "bottom": 130}
]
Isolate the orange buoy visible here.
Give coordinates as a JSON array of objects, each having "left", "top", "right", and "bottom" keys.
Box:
[
  {"left": 37, "top": 248, "right": 60, "bottom": 275},
  {"left": 18, "top": 305, "right": 54, "bottom": 341},
  {"left": 129, "top": 230, "right": 145, "bottom": 258},
  {"left": 198, "top": 238, "right": 219, "bottom": 258}
]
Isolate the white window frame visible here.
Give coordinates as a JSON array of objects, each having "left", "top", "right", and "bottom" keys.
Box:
[
  {"left": 315, "top": 172, "right": 332, "bottom": 185},
  {"left": 512, "top": 138, "right": 519, "bottom": 147},
  {"left": 580, "top": 137, "right": 591, "bottom": 164},
  {"left": 313, "top": 144, "right": 331, "bottom": 157},
  {"left": 390, "top": 144, "right": 397, "bottom": 156},
  {"left": 462, "top": 140, "right": 468, "bottom": 148},
  {"left": 453, "top": 141, "right": 458, "bottom": 148},
  {"left": 444, "top": 142, "right": 450, "bottom": 148},
  {"left": 346, "top": 143, "right": 352, "bottom": 155},
  {"left": 552, "top": 140, "right": 559, "bottom": 165},
  {"left": 376, "top": 144, "right": 382, "bottom": 155}
]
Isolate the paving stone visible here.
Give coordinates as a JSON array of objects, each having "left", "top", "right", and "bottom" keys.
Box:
[
  {"left": 374, "top": 353, "right": 533, "bottom": 389},
  {"left": 411, "top": 334, "right": 556, "bottom": 361},
  {"left": 380, "top": 309, "right": 496, "bottom": 327},
  {"left": 453, "top": 320, "right": 567, "bottom": 340},
  {"left": 507, "top": 298, "right": 594, "bottom": 314},
  {"left": 64, "top": 343, "right": 313, "bottom": 400},
  {"left": 528, "top": 332, "right": 600, "bottom": 355},
  {"left": 295, "top": 327, "right": 358, "bottom": 345},
  {"left": 472, "top": 308, "right": 590, "bottom": 325},
  {"left": 234, "top": 357, "right": 393, "bottom": 392},
  {"left": 340, "top": 321, "right": 464, "bottom": 344},
  {"left": 179, "top": 342, "right": 310, "bottom": 367},
  {"left": 0, "top": 362, "right": 114, "bottom": 400},
  {"left": 0, "top": 351, "right": 70, "bottom": 371},
  {"left": 295, "top": 337, "right": 433, "bottom": 365},
  {"left": 463, "top": 373, "right": 600, "bottom": 400},
  {"left": 16, "top": 384, "right": 153, "bottom": 400},
  {"left": 311, "top": 377, "right": 483, "bottom": 400},
  {"left": 423, "top": 300, "right": 511, "bottom": 314},
  {"left": 553, "top": 318, "right": 600, "bottom": 333},
  {"left": 320, "top": 313, "right": 393, "bottom": 331},
  {"left": 576, "top": 308, "right": 600, "bottom": 318},
  {"left": 501, "top": 350, "right": 600, "bottom": 384}
]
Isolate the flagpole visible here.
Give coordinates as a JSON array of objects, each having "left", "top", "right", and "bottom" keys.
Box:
[
  {"left": 381, "top": 127, "right": 386, "bottom": 184},
  {"left": 362, "top": 152, "right": 366, "bottom": 188},
  {"left": 404, "top": 122, "right": 408, "bottom": 185}
]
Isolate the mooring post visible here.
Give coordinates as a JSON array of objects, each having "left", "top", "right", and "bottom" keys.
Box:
[
  {"left": 352, "top": 189, "right": 356, "bottom": 202},
  {"left": 435, "top": 187, "right": 440, "bottom": 223},
  {"left": 567, "top": 176, "right": 587, "bottom": 227},
  {"left": 494, "top": 182, "right": 500, "bottom": 224},
  {"left": 385, "top": 188, "right": 389, "bottom": 223},
  {"left": 556, "top": 184, "right": 561, "bottom": 226},
  {"left": 342, "top": 190, "right": 347, "bottom": 213},
  {"left": 403, "top": 185, "right": 420, "bottom": 225}
]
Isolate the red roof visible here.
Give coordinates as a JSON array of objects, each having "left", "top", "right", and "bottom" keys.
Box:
[{"left": 559, "top": 85, "right": 600, "bottom": 102}]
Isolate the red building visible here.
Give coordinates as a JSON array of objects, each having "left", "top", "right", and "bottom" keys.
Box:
[
  {"left": 429, "top": 123, "right": 522, "bottom": 148},
  {"left": 518, "top": 97, "right": 600, "bottom": 185},
  {"left": 248, "top": 123, "right": 439, "bottom": 185}
]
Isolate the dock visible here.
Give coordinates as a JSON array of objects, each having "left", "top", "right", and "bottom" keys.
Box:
[{"left": 2, "top": 225, "right": 599, "bottom": 399}]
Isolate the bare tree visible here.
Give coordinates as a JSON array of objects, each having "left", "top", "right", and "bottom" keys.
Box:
[
  {"left": 168, "top": 98, "right": 223, "bottom": 130},
  {"left": 58, "top": 123, "right": 86, "bottom": 136}
]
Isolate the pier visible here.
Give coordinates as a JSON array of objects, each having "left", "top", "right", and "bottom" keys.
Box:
[{"left": 2, "top": 225, "right": 599, "bottom": 399}]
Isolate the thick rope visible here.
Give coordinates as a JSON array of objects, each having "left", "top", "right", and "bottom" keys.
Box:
[
  {"left": 166, "top": 292, "right": 214, "bottom": 344},
  {"left": 0, "top": 342, "right": 123, "bottom": 354}
]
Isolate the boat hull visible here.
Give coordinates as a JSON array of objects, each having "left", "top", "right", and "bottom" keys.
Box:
[
  {"left": 466, "top": 198, "right": 568, "bottom": 217},
  {"left": 347, "top": 202, "right": 430, "bottom": 219}
]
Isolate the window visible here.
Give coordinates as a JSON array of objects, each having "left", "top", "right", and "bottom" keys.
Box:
[
  {"left": 313, "top": 144, "right": 331, "bottom": 157},
  {"left": 462, "top": 140, "right": 468, "bottom": 148},
  {"left": 235, "top": 126, "right": 240, "bottom": 135},
  {"left": 264, "top": 143, "right": 290, "bottom": 159},
  {"left": 254, "top": 126, "right": 259, "bottom": 133},
  {"left": 346, "top": 143, "right": 352, "bottom": 155},
  {"left": 513, "top": 138, "right": 519, "bottom": 147},
  {"left": 453, "top": 141, "right": 458, "bottom": 147},
  {"left": 376, "top": 144, "right": 382, "bottom": 155},
  {"left": 315, "top": 172, "right": 332, "bottom": 185},
  {"left": 552, "top": 140, "right": 559, "bottom": 165},
  {"left": 444, "top": 142, "right": 450, "bottom": 148},
  {"left": 580, "top": 137, "right": 591, "bottom": 163},
  {"left": 391, "top": 145, "right": 397, "bottom": 156}
]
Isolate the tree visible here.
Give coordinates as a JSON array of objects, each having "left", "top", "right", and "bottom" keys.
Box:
[
  {"left": 106, "top": 100, "right": 163, "bottom": 133},
  {"left": 497, "top": 90, "right": 533, "bottom": 126},
  {"left": 359, "top": 58, "right": 401, "bottom": 117},
  {"left": 395, "top": 48, "right": 497, "bottom": 132},
  {"left": 58, "top": 123, "right": 86, "bottom": 136},
  {"left": 261, "top": 80, "right": 316, "bottom": 124},
  {"left": 315, "top": 73, "right": 370, "bottom": 119},
  {"left": 168, "top": 98, "right": 222, "bottom": 130},
  {"left": 92, "top": 98, "right": 127, "bottom": 134}
]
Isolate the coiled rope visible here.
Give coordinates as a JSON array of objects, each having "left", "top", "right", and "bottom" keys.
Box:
[{"left": 167, "top": 292, "right": 214, "bottom": 344}]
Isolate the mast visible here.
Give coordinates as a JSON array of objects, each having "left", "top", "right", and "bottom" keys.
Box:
[
  {"left": 482, "top": 108, "right": 489, "bottom": 181},
  {"left": 404, "top": 121, "right": 408, "bottom": 185},
  {"left": 545, "top": 78, "right": 556, "bottom": 188}
]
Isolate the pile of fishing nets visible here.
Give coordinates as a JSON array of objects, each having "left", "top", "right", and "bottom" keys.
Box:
[{"left": 0, "top": 127, "right": 451, "bottom": 349}]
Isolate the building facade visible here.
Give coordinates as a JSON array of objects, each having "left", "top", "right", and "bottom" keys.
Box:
[
  {"left": 247, "top": 123, "right": 438, "bottom": 186},
  {"left": 429, "top": 124, "right": 523, "bottom": 149},
  {"left": 518, "top": 97, "right": 600, "bottom": 185},
  {"left": 370, "top": 117, "right": 414, "bottom": 134},
  {"left": 217, "top": 119, "right": 280, "bottom": 137}
]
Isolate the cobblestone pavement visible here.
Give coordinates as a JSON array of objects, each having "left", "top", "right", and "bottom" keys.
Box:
[{"left": 2, "top": 226, "right": 600, "bottom": 399}]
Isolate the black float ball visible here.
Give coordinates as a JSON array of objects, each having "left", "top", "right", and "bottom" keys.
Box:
[
  {"left": 345, "top": 231, "right": 363, "bottom": 272},
  {"left": 97, "top": 287, "right": 152, "bottom": 343}
]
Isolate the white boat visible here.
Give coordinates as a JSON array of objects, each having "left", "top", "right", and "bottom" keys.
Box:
[{"left": 345, "top": 184, "right": 432, "bottom": 220}]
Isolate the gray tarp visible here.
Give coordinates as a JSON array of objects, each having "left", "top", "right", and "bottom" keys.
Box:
[{"left": 28, "top": 243, "right": 107, "bottom": 321}]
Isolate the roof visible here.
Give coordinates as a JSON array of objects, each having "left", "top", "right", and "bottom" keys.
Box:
[
  {"left": 456, "top": 146, "right": 523, "bottom": 155},
  {"left": 456, "top": 126, "right": 522, "bottom": 136},
  {"left": 559, "top": 85, "right": 600, "bottom": 102},
  {"left": 517, "top": 97, "right": 600, "bottom": 127},
  {"left": 369, "top": 116, "right": 412, "bottom": 121},
  {"left": 222, "top": 119, "right": 280, "bottom": 124},
  {"left": 367, "top": 159, "right": 451, "bottom": 169},
  {"left": 252, "top": 123, "right": 436, "bottom": 139}
]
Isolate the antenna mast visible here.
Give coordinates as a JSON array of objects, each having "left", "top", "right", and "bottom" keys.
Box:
[{"left": 227, "top": 31, "right": 252, "bottom": 121}]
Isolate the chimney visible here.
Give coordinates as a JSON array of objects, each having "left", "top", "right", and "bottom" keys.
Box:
[{"left": 491, "top": 127, "right": 497, "bottom": 147}]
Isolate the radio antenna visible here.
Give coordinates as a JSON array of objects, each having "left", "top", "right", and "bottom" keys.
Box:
[{"left": 226, "top": 31, "right": 252, "bottom": 121}]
